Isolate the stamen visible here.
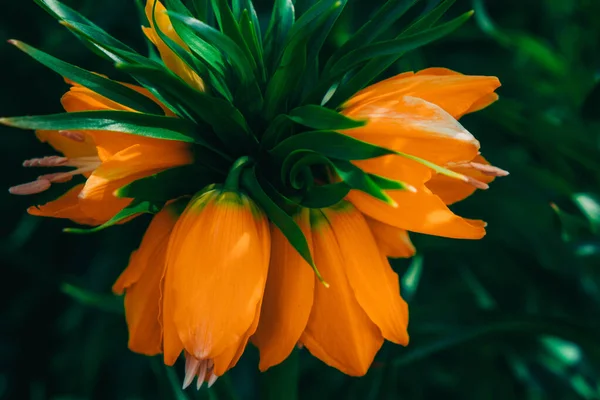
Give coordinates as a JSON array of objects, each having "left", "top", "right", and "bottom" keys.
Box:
[
  {"left": 23, "top": 156, "right": 68, "bottom": 167},
  {"left": 58, "top": 130, "right": 86, "bottom": 142},
  {"left": 9, "top": 179, "right": 51, "bottom": 195},
  {"left": 183, "top": 353, "right": 201, "bottom": 390},
  {"left": 196, "top": 360, "right": 209, "bottom": 391},
  {"left": 207, "top": 372, "right": 218, "bottom": 388},
  {"left": 464, "top": 176, "right": 490, "bottom": 190},
  {"left": 468, "top": 162, "right": 510, "bottom": 177},
  {"left": 37, "top": 172, "right": 74, "bottom": 183}
]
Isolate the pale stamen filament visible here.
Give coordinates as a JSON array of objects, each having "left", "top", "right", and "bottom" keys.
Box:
[{"left": 8, "top": 154, "right": 101, "bottom": 195}]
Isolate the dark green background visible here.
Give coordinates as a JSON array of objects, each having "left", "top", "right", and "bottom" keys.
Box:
[{"left": 1, "top": 0, "right": 600, "bottom": 399}]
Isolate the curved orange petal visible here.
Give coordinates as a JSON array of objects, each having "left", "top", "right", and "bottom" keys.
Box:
[
  {"left": 426, "top": 155, "right": 498, "bottom": 205},
  {"left": 112, "top": 206, "right": 178, "bottom": 355},
  {"left": 144, "top": 1, "right": 204, "bottom": 91},
  {"left": 164, "top": 189, "right": 270, "bottom": 362},
  {"left": 35, "top": 130, "right": 96, "bottom": 159},
  {"left": 365, "top": 216, "right": 416, "bottom": 258},
  {"left": 27, "top": 184, "right": 101, "bottom": 225},
  {"left": 342, "top": 96, "right": 480, "bottom": 166},
  {"left": 301, "top": 210, "right": 383, "bottom": 376},
  {"left": 348, "top": 187, "right": 486, "bottom": 239},
  {"left": 345, "top": 68, "right": 500, "bottom": 119},
  {"left": 322, "top": 204, "right": 409, "bottom": 345},
  {"left": 77, "top": 177, "right": 133, "bottom": 223},
  {"left": 252, "top": 209, "right": 315, "bottom": 371}
]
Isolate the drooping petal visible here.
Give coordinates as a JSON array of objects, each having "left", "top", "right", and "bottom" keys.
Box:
[
  {"left": 112, "top": 206, "right": 179, "bottom": 355},
  {"left": 345, "top": 68, "right": 500, "bottom": 119},
  {"left": 301, "top": 210, "right": 383, "bottom": 376},
  {"left": 322, "top": 204, "right": 409, "bottom": 345},
  {"left": 252, "top": 209, "right": 315, "bottom": 371},
  {"left": 35, "top": 130, "right": 97, "bottom": 159},
  {"left": 144, "top": 0, "right": 204, "bottom": 91},
  {"left": 342, "top": 96, "right": 480, "bottom": 166},
  {"left": 27, "top": 184, "right": 101, "bottom": 225},
  {"left": 426, "top": 155, "right": 500, "bottom": 205},
  {"left": 164, "top": 189, "right": 270, "bottom": 363},
  {"left": 365, "top": 216, "right": 416, "bottom": 258},
  {"left": 348, "top": 187, "right": 486, "bottom": 239}
]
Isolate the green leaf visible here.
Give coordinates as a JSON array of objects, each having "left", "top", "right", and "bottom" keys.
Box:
[
  {"left": 301, "top": 182, "right": 350, "bottom": 208},
  {"left": 211, "top": 0, "right": 256, "bottom": 70},
  {"left": 116, "top": 63, "right": 255, "bottom": 157},
  {"left": 270, "top": 130, "right": 395, "bottom": 161},
  {"left": 328, "top": 10, "right": 474, "bottom": 77},
  {"left": 1, "top": 111, "right": 198, "bottom": 143},
  {"left": 9, "top": 41, "right": 164, "bottom": 115},
  {"left": 287, "top": 105, "right": 366, "bottom": 130},
  {"left": 64, "top": 199, "right": 164, "bottom": 234},
  {"left": 240, "top": 10, "right": 266, "bottom": 82},
  {"left": 327, "top": 0, "right": 418, "bottom": 68},
  {"left": 241, "top": 167, "right": 322, "bottom": 280},
  {"left": 368, "top": 173, "right": 414, "bottom": 191},
  {"left": 331, "top": 159, "right": 396, "bottom": 206},
  {"left": 61, "top": 283, "right": 124, "bottom": 314},
  {"left": 167, "top": 12, "right": 255, "bottom": 84},
  {"left": 115, "top": 165, "right": 225, "bottom": 202},
  {"left": 260, "top": 114, "right": 295, "bottom": 150},
  {"left": 326, "top": 0, "right": 457, "bottom": 106},
  {"left": 264, "top": 0, "right": 295, "bottom": 73}
]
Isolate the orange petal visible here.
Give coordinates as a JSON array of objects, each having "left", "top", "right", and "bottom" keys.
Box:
[
  {"left": 164, "top": 189, "right": 270, "bottom": 362},
  {"left": 365, "top": 216, "right": 416, "bottom": 258},
  {"left": 76, "top": 177, "right": 133, "bottom": 224},
  {"left": 322, "top": 204, "right": 409, "bottom": 345},
  {"left": 252, "top": 209, "right": 315, "bottom": 371},
  {"left": 300, "top": 210, "right": 383, "bottom": 376},
  {"left": 112, "top": 206, "right": 178, "bottom": 355},
  {"left": 348, "top": 187, "right": 486, "bottom": 239},
  {"left": 144, "top": 1, "right": 204, "bottom": 91},
  {"left": 342, "top": 96, "right": 480, "bottom": 166},
  {"left": 27, "top": 184, "right": 101, "bottom": 225},
  {"left": 35, "top": 130, "right": 97, "bottom": 159},
  {"left": 345, "top": 68, "right": 500, "bottom": 119},
  {"left": 426, "top": 155, "right": 498, "bottom": 205},
  {"left": 213, "top": 299, "right": 262, "bottom": 376}
]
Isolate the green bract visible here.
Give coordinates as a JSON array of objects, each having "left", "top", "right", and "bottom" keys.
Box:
[{"left": 6, "top": 0, "right": 472, "bottom": 275}]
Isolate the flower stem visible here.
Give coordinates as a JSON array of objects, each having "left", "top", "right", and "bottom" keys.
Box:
[{"left": 224, "top": 156, "right": 253, "bottom": 192}]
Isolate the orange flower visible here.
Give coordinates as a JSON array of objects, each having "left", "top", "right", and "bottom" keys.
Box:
[
  {"left": 253, "top": 204, "right": 409, "bottom": 376},
  {"left": 112, "top": 203, "right": 180, "bottom": 355},
  {"left": 341, "top": 68, "right": 507, "bottom": 239},
  {"left": 162, "top": 187, "right": 270, "bottom": 387},
  {"left": 143, "top": 0, "right": 204, "bottom": 92},
  {"left": 10, "top": 81, "right": 193, "bottom": 225}
]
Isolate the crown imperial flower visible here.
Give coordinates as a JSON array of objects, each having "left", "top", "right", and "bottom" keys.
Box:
[{"left": 5, "top": 0, "right": 507, "bottom": 385}]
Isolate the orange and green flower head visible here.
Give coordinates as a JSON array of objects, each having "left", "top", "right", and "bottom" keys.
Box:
[{"left": 4, "top": 0, "right": 508, "bottom": 385}]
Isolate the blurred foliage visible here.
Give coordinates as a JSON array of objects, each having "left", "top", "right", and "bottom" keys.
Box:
[{"left": 1, "top": 0, "right": 600, "bottom": 399}]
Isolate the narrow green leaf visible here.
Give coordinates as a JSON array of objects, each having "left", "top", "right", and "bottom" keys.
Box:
[
  {"left": 331, "top": 159, "right": 396, "bottom": 206},
  {"left": 116, "top": 63, "right": 255, "bottom": 157},
  {"left": 210, "top": 0, "right": 257, "bottom": 70},
  {"left": 287, "top": 105, "right": 366, "bottom": 130},
  {"left": 264, "top": 0, "right": 295, "bottom": 73},
  {"left": 240, "top": 10, "right": 266, "bottom": 82},
  {"left": 271, "top": 130, "right": 395, "bottom": 161},
  {"left": 64, "top": 199, "right": 164, "bottom": 234},
  {"left": 167, "top": 12, "right": 255, "bottom": 83},
  {"left": 329, "top": 11, "right": 474, "bottom": 77},
  {"left": 260, "top": 114, "right": 295, "bottom": 150},
  {"left": 190, "top": 0, "right": 210, "bottom": 22},
  {"left": 325, "top": 0, "right": 457, "bottom": 106},
  {"left": 10, "top": 41, "right": 164, "bottom": 115},
  {"left": 61, "top": 283, "right": 124, "bottom": 314},
  {"left": 241, "top": 167, "right": 323, "bottom": 281},
  {"left": 1, "top": 111, "right": 198, "bottom": 143},
  {"left": 115, "top": 165, "right": 225, "bottom": 201},
  {"left": 327, "top": 0, "right": 418, "bottom": 68},
  {"left": 368, "top": 173, "right": 414, "bottom": 192}
]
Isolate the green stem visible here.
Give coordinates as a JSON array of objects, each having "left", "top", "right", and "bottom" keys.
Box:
[{"left": 223, "top": 156, "right": 254, "bottom": 191}]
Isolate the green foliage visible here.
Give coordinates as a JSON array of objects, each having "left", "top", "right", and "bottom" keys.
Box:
[{"left": 1, "top": 0, "right": 600, "bottom": 399}]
